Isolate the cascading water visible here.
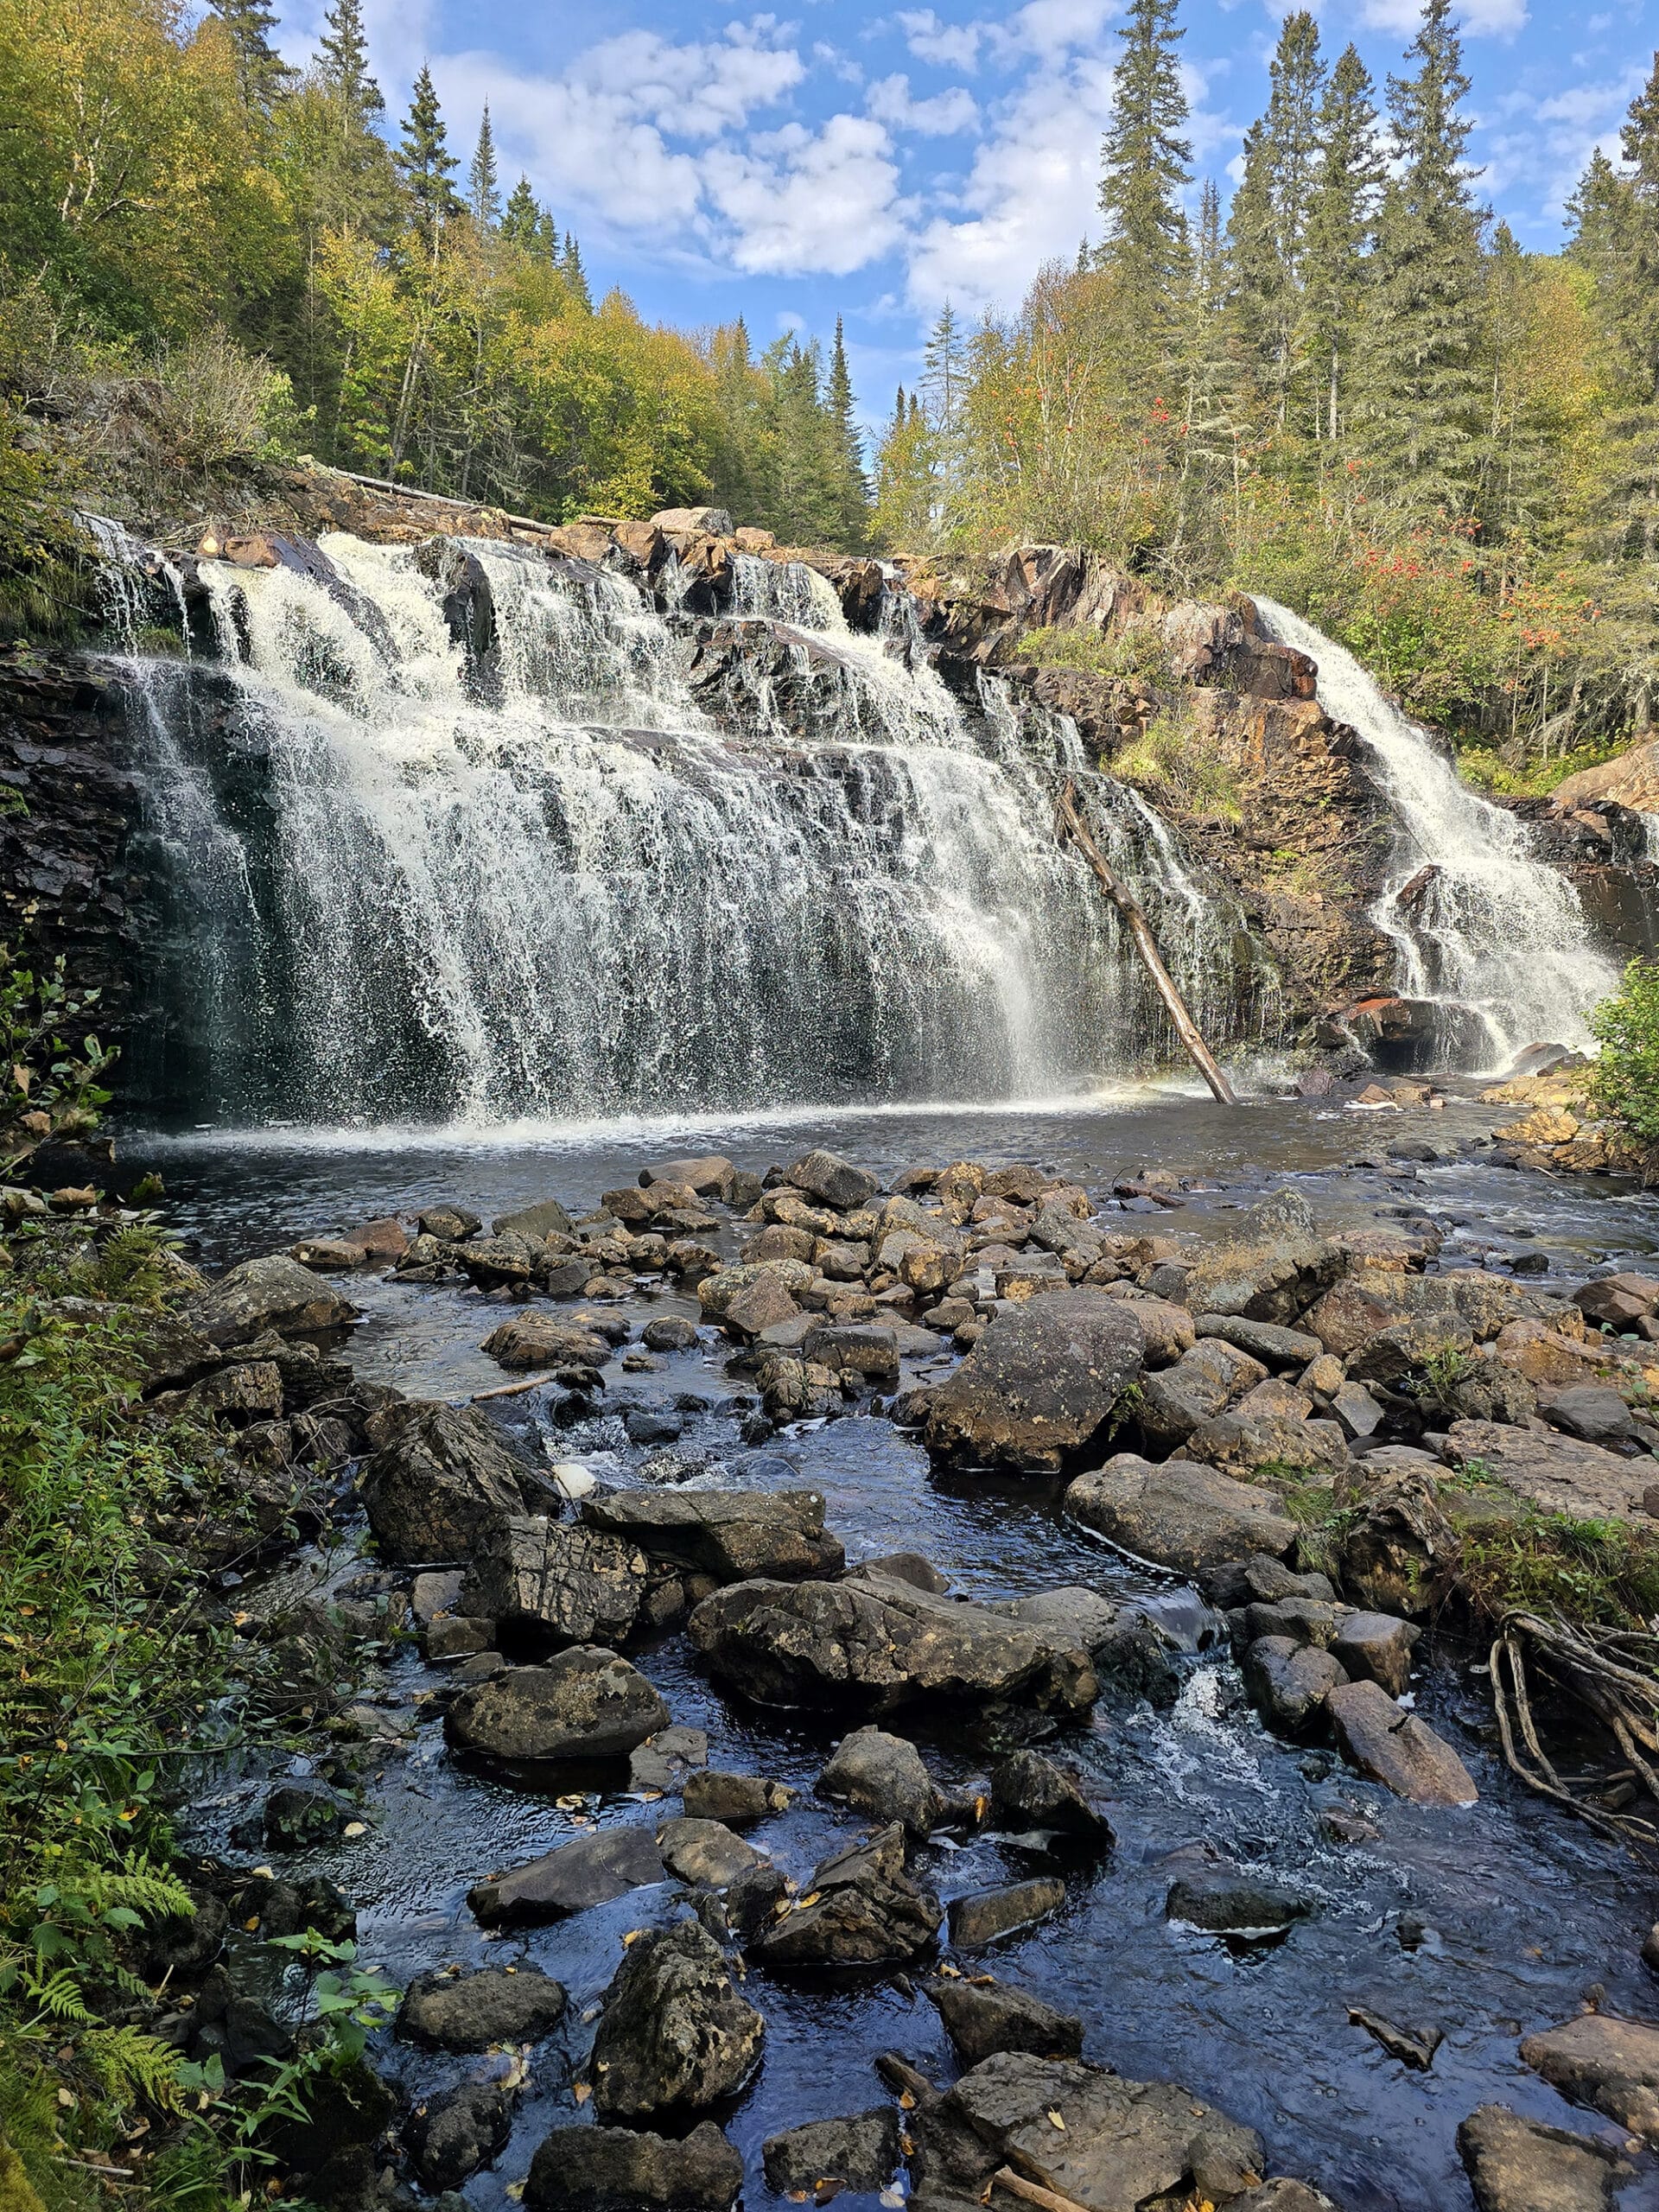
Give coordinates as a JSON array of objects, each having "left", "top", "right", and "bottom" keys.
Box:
[
  {"left": 1256, "top": 598, "right": 1618, "bottom": 1066},
  {"left": 111, "top": 531, "right": 1274, "bottom": 1127}
]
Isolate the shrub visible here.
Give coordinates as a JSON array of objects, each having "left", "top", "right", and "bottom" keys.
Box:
[
  {"left": 1115, "top": 706, "right": 1243, "bottom": 821},
  {"left": 1589, "top": 957, "right": 1659, "bottom": 1147}
]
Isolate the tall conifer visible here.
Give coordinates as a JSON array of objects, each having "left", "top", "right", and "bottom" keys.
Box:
[
  {"left": 1096, "top": 0, "right": 1192, "bottom": 361},
  {"left": 398, "top": 66, "right": 461, "bottom": 253},
  {"left": 317, "top": 0, "right": 382, "bottom": 118},
  {"left": 469, "top": 105, "right": 501, "bottom": 230},
  {"left": 209, "top": 0, "right": 294, "bottom": 111},
  {"left": 1299, "top": 45, "right": 1383, "bottom": 442}
]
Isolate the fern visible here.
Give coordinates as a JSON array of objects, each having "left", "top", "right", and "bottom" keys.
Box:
[{"left": 80, "top": 2024, "right": 187, "bottom": 2113}]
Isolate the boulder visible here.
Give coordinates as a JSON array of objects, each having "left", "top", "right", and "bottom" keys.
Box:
[
  {"left": 923, "top": 1292, "right": 1146, "bottom": 1472},
  {"left": 1458, "top": 2103, "right": 1631, "bottom": 2212},
  {"left": 1180, "top": 1192, "right": 1343, "bottom": 1325},
  {"left": 579, "top": 1487, "right": 843, "bottom": 1582},
  {"left": 949, "top": 1877, "right": 1065, "bottom": 1948},
  {"left": 761, "top": 2110, "right": 901, "bottom": 2196},
  {"left": 1541, "top": 1385, "right": 1637, "bottom": 1445},
  {"left": 589, "top": 1918, "right": 765, "bottom": 2118},
  {"left": 359, "top": 1402, "right": 527, "bottom": 1562},
  {"left": 1166, "top": 1871, "right": 1308, "bottom": 1936},
  {"left": 419, "top": 1205, "right": 480, "bottom": 1241},
  {"left": 524, "top": 2120, "right": 741, "bottom": 2211},
  {"left": 445, "top": 1647, "right": 670, "bottom": 1766},
  {"left": 1576, "top": 1273, "right": 1659, "bottom": 1331},
  {"left": 1120, "top": 1296, "right": 1196, "bottom": 1366},
  {"left": 458, "top": 1233, "right": 542, "bottom": 1290},
  {"left": 681, "top": 1770, "right": 796, "bottom": 1827},
  {"left": 687, "top": 1571, "right": 1098, "bottom": 1718},
  {"left": 645, "top": 1154, "right": 736, "bottom": 1196},
  {"left": 802, "top": 1321, "right": 899, "bottom": 1381},
  {"left": 461, "top": 1516, "right": 646, "bottom": 1649},
  {"left": 397, "top": 1964, "right": 567, "bottom": 2050},
  {"left": 480, "top": 1313, "right": 611, "bottom": 1372},
  {"left": 642, "top": 1315, "right": 700, "bottom": 1351},
  {"left": 655, "top": 1815, "right": 766, "bottom": 1888},
  {"left": 1520, "top": 2013, "right": 1659, "bottom": 2140},
  {"left": 1065, "top": 1455, "right": 1299, "bottom": 1574},
  {"left": 861, "top": 1551, "right": 951, "bottom": 1593},
  {"left": 819, "top": 1726, "right": 946, "bottom": 1836},
  {"left": 493, "top": 1197, "right": 575, "bottom": 1241},
  {"left": 786, "top": 1148, "right": 878, "bottom": 1210},
  {"left": 407, "top": 2081, "right": 512, "bottom": 2190},
  {"left": 1442, "top": 1419, "right": 1656, "bottom": 1522},
  {"left": 1325, "top": 1678, "right": 1478, "bottom": 1806},
  {"left": 263, "top": 1781, "right": 346, "bottom": 1849},
  {"left": 1332, "top": 1611, "right": 1420, "bottom": 1698},
  {"left": 1243, "top": 1637, "right": 1348, "bottom": 1734},
  {"left": 1194, "top": 1314, "right": 1323, "bottom": 1370},
  {"left": 186, "top": 1255, "right": 357, "bottom": 1346},
  {"left": 1136, "top": 1338, "right": 1267, "bottom": 1449},
  {"left": 1348, "top": 1314, "right": 1474, "bottom": 1389},
  {"left": 749, "top": 1823, "right": 942, "bottom": 1966},
  {"left": 467, "top": 1826, "right": 666, "bottom": 1928},
  {"left": 989, "top": 1750, "right": 1113, "bottom": 1844},
  {"left": 928, "top": 1978, "right": 1084, "bottom": 2066},
  {"left": 1181, "top": 1409, "right": 1347, "bottom": 1483}
]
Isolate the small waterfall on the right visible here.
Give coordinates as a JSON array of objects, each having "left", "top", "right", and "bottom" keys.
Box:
[{"left": 1256, "top": 598, "right": 1618, "bottom": 1067}]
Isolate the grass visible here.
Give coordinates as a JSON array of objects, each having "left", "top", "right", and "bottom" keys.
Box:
[
  {"left": 1115, "top": 707, "right": 1244, "bottom": 822},
  {"left": 1459, "top": 738, "right": 1629, "bottom": 799},
  {"left": 1014, "top": 621, "right": 1173, "bottom": 687}
]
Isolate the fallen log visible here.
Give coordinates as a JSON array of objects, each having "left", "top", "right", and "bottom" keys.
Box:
[{"left": 1055, "top": 779, "right": 1238, "bottom": 1106}]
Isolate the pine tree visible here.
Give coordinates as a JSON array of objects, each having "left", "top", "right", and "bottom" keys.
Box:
[
  {"left": 1227, "top": 11, "right": 1325, "bottom": 429},
  {"left": 1357, "top": 0, "right": 1487, "bottom": 515},
  {"left": 209, "top": 0, "right": 294, "bottom": 111},
  {"left": 1299, "top": 44, "right": 1384, "bottom": 443},
  {"left": 398, "top": 65, "right": 461, "bottom": 252},
  {"left": 501, "top": 176, "right": 539, "bottom": 249},
  {"left": 826, "top": 316, "right": 870, "bottom": 547},
  {"left": 317, "top": 0, "right": 382, "bottom": 118},
  {"left": 1096, "top": 0, "right": 1192, "bottom": 360},
  {"left": 560, "top": 236, "right": 591, "bottom": 308},
  {"left": 469, "top": 105, "right": 501, "bottom": 230}
]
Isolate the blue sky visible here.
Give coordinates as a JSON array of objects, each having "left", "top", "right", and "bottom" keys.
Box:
[{"left": 273, "top": 0, "right": 1659, "bottom": 420}]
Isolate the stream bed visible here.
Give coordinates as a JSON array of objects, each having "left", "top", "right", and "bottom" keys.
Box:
[{"left": 134, "top": 1086, "right": 1659, "bottom": 2212}]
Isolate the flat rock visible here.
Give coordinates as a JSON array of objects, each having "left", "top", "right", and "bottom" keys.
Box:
[
  {"left": 928, "top": 1977, "right": 1084, "bottom": 2065},
  {"left": 949, "top": 1877, "right": 1065, "bottom": 1948},
  {"left": 468, "top": 1824, "right": 666, "bottom": 1927},
  {"left": 185, "top": 1253, "right": 358, "bottom": 1346},
  {"left": 750, "top": 1823, "right": 942, "bottom": 1966},
  {"left": 359, "top": 1401, "right": 527, "bottom": 1563},
  {"left": 579, "top": 1486, "right": 843, "bottom": 1582},
  {"left": 445, "top": 1647, "right": 670, "bottom": 1766},
  {"left": 819, "top": 1726, "right": 944, "bottom": 1835},
  {"left": 655, "top": 1815, "right": 766, "bottom": 1888},
  {"left": 1541, "top": 1384, "right": 1637, "bottom": 1445},
  {"left": 629, "top": 1725, "right": 709, "bottom": 1793},
  {"left": 589, "top": 1918, "right": 765, "bottom": 2118},
  {"left": 1243, "top": 1637, "right": 1348, "bottom": 1734},
  {"left": 1065, "top": 1454, "right": 1298, "bottom": 1574},
  {"left": 688, "top": 1571, "right": 1097, "bottom": 1718},
  {"left": 461, "top": 1516, "right": 646, "bottom": 1649},
  {"left": 762, "top": 2109, "right": 901, "bottom": 2195},
  {"left": 1521, "top": 2013, "right": 1659, "bottom": 2140},
  {"left": 1442, "top": 1419, "right": 1656, "bottom": 1522},
  {"left": 480, "top": 1313, "right": 611, "bottom": 1371},
  {"left": 1459, "top": 2101, "right": 1632, "bottom": 2212},
  {"left": 681, "top": 1770, "right": 796, "bottom": 1827},
  {"left": 923, "top": 1291, "right": 1146, "bottom": 1473},
  {"left": 1325, "top": 1677, "right": 1478, "bottom": 1806},
  {"left": 524, "top": 2120, "right": 741, "bottom": 2210},
  {"left": 397, "top": 1964, "right": 568, "bottom": 2050}
]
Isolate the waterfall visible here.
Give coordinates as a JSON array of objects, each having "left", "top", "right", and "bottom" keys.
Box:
[
  {"left": 111, "top": 532, "right": 1274, "bottom": 1128},
  {"left": 1256, "top": 598, "right": 1618, "bottom": 1066}
]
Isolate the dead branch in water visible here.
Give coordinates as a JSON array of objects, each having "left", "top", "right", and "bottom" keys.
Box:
[
  {"left": 1054, "top": 779, "right": 1238, "bottom": 1107},
  {"left": 1490, "top": 1608, "right": 1659, "bottom": 1849}
]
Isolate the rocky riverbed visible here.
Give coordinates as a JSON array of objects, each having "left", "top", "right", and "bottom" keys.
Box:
[{"left": 77, "top": 1089, "right": 1659, "bottom": 2212}]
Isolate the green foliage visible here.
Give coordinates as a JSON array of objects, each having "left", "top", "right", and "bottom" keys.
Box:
[
  {"left": 1116, "top": 705, "right": 1243, "bottom": 818},
  {"left": 0, "top": 949, "right": 116, "bottom": 1168},
  {"left": 1589, "top": 957, "right": 1659, "bottom": 1146},
  {"left": 1016, "top": 622, "right": 1173, "bottom": 685},
  {"left": 1456, "top": 1500, "right": 1659, "bottom": 1628}
]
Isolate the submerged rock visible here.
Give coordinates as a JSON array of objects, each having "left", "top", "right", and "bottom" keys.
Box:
[
  {"left": 923, "top": 1291, "right": 1145, "bottom": 1472},
  {"left": 588, "top": 1919, "right": 765, "bottom": 2118},
  {"left": 524, "top": 2120, "right": 741, "bottom": 2211},
  {"left": 445, "top": 1646, "right": 670, "bottom": 1765},
  {"left": 681, "top": 1770, "right": 796, "bottom": 1827},
  {"left": 1520, "top": 2014, "right": 1659, "bottom": 2140},
  {"left": 948, "top": 1877, "right": 1065, "bottom": 1948},
  {"left": 1166, "top": 1872, "right": 1309, "bottom": 1938},
  {"left": 467, "top": 1826, "right": 665, "bottom": 1928}
]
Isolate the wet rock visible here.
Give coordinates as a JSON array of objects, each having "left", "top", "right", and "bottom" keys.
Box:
[
  {"left": 495, "top": 1197, "right": 575, "bottom": 1241},
  {"left": 681, "top": 1770, "right": 796, "bottom": 1827},
  {"left": 645, "top": 1153, "right": 737, "bottom": 1197},
  {"left": 706, "top": 1859, "right": 790, "bottom": 1942},
  {"left": 786, "top": 1148, "right": 879, "bottom": 1211},
  {"left": 461, "top": 1516, "right": 646, "bottom": 1649},
  {"left": 264, "top": 1781, "right": 349, "bottom": 1848},
  {"left": 1441, "top": 1419, "right": 1656, "bottom": 1521},
  {"left": 1325, "top": 1678, "right": 1478, "bottom": 1805},
  {"left": 802, "top": 1320, "right": 899, "bottom": 1381},
  {"left": 420, "top": 1205, "right": 480, "bottom": 1242},
  {"left": 186, "top": 1254, "right": 358, "bottom": 1346},
  {"left": 579, "top": 1487, "right": 842, "bottom": 1583},
  {"left": 1521, "top": 2013, "right": 1659, "bottom": 2140},
  {"left": 1347, "top": 2005, "right": 1442, "bottom": 2069},
  {"left": 1228, "top": 2186, "right": 1344, "bottom": 2212},
  {"left": 1065, "top": 1455, "right": 1298, "bottom": 1574},
  {"left": 928, "top": 1978, "right": 1084, "bottom": 2065},
  {"left": 589, "top": 1918, "right": 765, "bottom": 2118},
  {"left": 655, "top": 1816, "right": 766, "bottom": 1888},
  {"left": 997, "top": 1586, "right": 1119, "bottom": 1653},
  {"left": 1541, "top": 1385, "right": 1637, "bottom": 1445},
  {"left": 1194, "top": 1314, "right": 1323, "bottom": 1370},
  {"left": 359, "top": 1402, "right": 528, "bottom": 1563},
  {"left": 1243, "top": 1637, "right": 1348, "bottom": 1734},
  {"left": 1459, "top": 2102, "right": 1630, "bottom": 2212},
  {"left": 861, "top": 1550, "right": 950, "bottom": 1593},
  {"left": 1204, "top": 1554, "right": 1337, "bottom": 1609},
  {"left": 761, "top": 2109, "right": 901, "bottom": 2196},
  {"left": 445, "top": 1647, "right": 671, "bottom": 1766},
  {"left": 408, "top": 2081, "right": 512, "bottom": 2190},
  {"left": 1166, "top": 1872, "right": 1308, "bottom": 1937},
  {"left": 1332, "top": 1611, "right": 1421, "bottom": 1697},
  {"left": 459, "top": 1233, "right": 542, "bottom": 1291},
  {"left": 642, "top": 1316, "right": 700, "bottom": 1351},
  {"left": 467, "top": 1825, "right": 666, "bottom": 1928},
  {"left": 750, "top": 1823, "right": 943, "bottom": 1966},
  {"left": 819, "top": 1726, "right": 946, "bottom": 1835},
  {"left": 480, "top": 1313, "right": 610, "bottom": 1372},
  {"left": 397, "top": 1964, "right": 568, "bottom": 2050},
  {"left": 923, "top": 1291, "right": 1145, "bottom": 1473},
  {"left": 524, "top": 2119, "right": 741, "bottom": 2211},
  {"left": 687, "top": 1571, "right": 1098, "bottom": 1718},
  {"left": 989, "top": 1750, "right": 1113, "bottom": 1844},
  {"left": 290, "top": 1236, "right": 365, "bottom": 1272},
  {"left": 949, "top": 1877, "right": 1065, "bottom": 1948},
  {"left": 630, "top": 1726, "right": 709, "bottom": 1793}
]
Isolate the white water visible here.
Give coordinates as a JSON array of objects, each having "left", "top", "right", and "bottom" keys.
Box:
[
  {"left": 1257, "top": 599, "right": 1617, "bottom": 1065},
  {"left": 113, "top": 534, "right": 1264, "bottom": 1125}
]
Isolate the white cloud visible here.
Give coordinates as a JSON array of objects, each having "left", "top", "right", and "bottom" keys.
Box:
[
  {"left": 1361, "top": 0, "right": 1528, "bottom": 33},
  {"left": 868, "top": 72, "right": 980, "bottom": 132},
  {"left": 896, "top": 8, "right": 985, "bottom": 71},
  {"left": 995, "top": 0, "right": 1119, "bottom": 60},
  {"left": 704, "top": 114, "right": 909, "bottom": 273}
]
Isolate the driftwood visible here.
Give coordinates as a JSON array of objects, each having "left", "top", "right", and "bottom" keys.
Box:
[
  {"left": 1054, "top": 779, "right": 1237, "bottom": 1106},
  {"left": 1490, "top": 1607, "right": 1659, "bottom": 1848}
]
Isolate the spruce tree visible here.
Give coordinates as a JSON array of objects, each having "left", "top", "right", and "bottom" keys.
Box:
[
  {"left": 317, "top": 0, "right": 382, "bottom": 118},
  {"left": 1357, "top": 0, "right": 1487, "bottom": 515},
  {"left": 1227, "top": 11, "right": 1325, "bottom": 429},
  {"left": 469, "top": 105, "right": 501, "bottom": 230},
  {"left": 922, "top": 302, "right": 967, "bottom": 434},
  {"left": 501, "top": 176, "right": 539, "bottom": 249},
  {"left": 1096, "top": 0, "right": 1192, "bottom": 357},
  {"left": 534, "top": 208, "right": 561, "bottom": 264},
  {"left": 398, "top": 65, "right": 461, "bottom": 252},
  {"left": 209, "top": 0, "right": 294, "bottom": 111},
  {"left": 1299, "top": 44, "right": 1383, "bottom": 442},
  {"left": 827, "top": 316, "right": 870, "bottom": 546},
  {"left": 560, "top": 236, "right": 591, "bottom": 308}
]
